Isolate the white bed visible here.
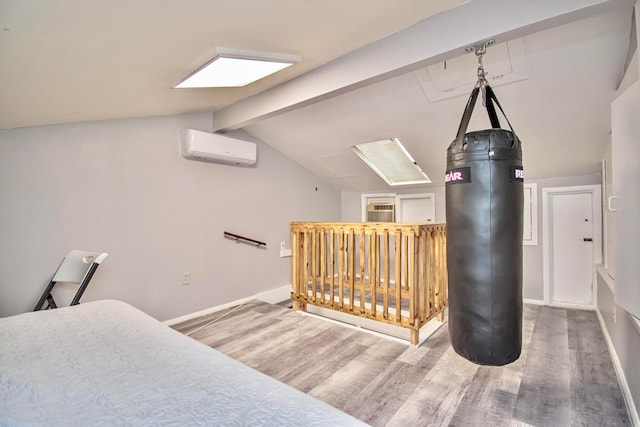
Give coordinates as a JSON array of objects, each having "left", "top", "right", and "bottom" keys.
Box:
[{"left": 0, "top": 300, "right": 366, "bottom": 426}]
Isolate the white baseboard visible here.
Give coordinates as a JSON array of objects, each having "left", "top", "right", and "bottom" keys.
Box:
[
  {"left": 523, "top": 298, "right": 596, "bottom": 311},
  {"left": 163, "top": 284, "right": 292, "bottom": 326},
  {"left": 595, "top": 307, "right": 640, "bottom": 426},
  {"left": 523, "top": 298, "right": 595, "bottom": 311},
  {"left": 547, "top": 301, "right": 595, "bottom": 311},
  {"left": 163, "top": 295, "right": 257, "bottom": 326}
]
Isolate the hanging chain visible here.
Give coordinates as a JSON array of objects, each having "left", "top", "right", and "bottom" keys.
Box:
[{"left": 476, "top": 47, "right": 488, "bottom": 87}]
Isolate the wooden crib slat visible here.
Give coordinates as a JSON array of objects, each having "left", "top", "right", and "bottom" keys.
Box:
[
  {"left": 291, "top": 229, "right": 300, "bottom": 310},
  {"left": 395, "top": 230, "right": 402, "bottom": 323},
  {"left": 349, "top": 228, "right": 355, "bottom": 312},
  {"left": 338, "top": 230, "right": 344, "bottom": 309},
  {"left": 320, "top": 229, "right": 326, "bottom": 304},
  {"left": 403, "top": 233, "right": 409, "bottom": 292},
  {"left": 330, "top": 230, "right": 335, "bottom": 308},
  {"left": 359, "top": 228, "right": 366, "bottom": 313},
  {"left": 312, "top": 229, "right": 318, "bottom": 302},
  {"left": 303, "top": 229, "right": 309, "bottom": 301},
  {"left": 371, "top": 229, "right": 378, "bottom": 317},
  {"left": 437, "top": 227, "right": 446, "bottom": 319},
  {"left": 383, "top": 229, "right": 390, "bottom": 320},
  {"left": 418, "top": 229, "right": 426, "bottom": 323},
  {"left": 424, "top": 229, "right": 432, "bottom": 319},
  {"left": 408, "top": 229, "right": 416, "bottom": 327}
]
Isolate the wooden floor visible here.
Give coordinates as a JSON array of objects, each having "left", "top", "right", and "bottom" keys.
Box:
[{"left": 172, "top": 301, "right": 630, "bottom": 427}]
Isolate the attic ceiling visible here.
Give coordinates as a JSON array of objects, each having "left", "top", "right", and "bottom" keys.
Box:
[
  {"left": 0, "top": 0, "right": 464, "bottom": 129},
  {"left": 245, "top": 8, "right": 634, "bottom": 191},
  {"left": 0, "top": 0, "right": 636, "bottom": 191}
]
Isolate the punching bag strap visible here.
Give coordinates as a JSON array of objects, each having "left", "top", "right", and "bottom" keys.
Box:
[
  {"left": 485, "top": 88, "right": 501, "bottom": 129},
  {"left": 455, "top": 87, "right": 480, "bottom": 141},
  {"left": 485, "top": 85, "right": 516, "bottom": 135},
  {"left": 455, "top": 84, "right": 517, "bottom": 142}
]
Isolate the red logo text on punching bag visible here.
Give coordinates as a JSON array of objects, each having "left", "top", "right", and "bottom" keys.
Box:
[
  {"left": 511, "top": 167, "right": 524, "bottom": 183},
  {"left": 445, "top": 167, "right": 471, "bottom": 185}
]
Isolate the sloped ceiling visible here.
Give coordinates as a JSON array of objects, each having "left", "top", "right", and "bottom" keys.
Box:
[
  {"left": 0, "top": 0, "right": 465, "bottom": 129},
  {"left": 245, "top": 9, "right": 633, "bottom": 190},
  {"left": 0, "top": 0, "right": 635, "bottom": 191}
]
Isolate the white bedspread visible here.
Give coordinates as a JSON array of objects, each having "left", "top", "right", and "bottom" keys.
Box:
[{"left": 0, "top": 300, "right": 366, "bottom": 426}]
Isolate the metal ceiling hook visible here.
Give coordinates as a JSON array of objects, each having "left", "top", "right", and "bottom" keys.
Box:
[{"left": 465, "top": 38, "right": 495, "bottom": 104}]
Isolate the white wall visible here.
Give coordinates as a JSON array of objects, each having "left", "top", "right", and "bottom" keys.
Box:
[
  {"left": 341, "top": 191, "right": 362, "bottom": 222},
  {"left": 596, "top": 8, "right": 640, "bottom": 420},
  {"left": 341, "top": 173, "right": 600, "bottom": 301},
  {"left": 0, "top": 113, "right": 341, "bottom": 320},
  {"left": 598, "top": 271, "right": 640, "bottom": 423}
]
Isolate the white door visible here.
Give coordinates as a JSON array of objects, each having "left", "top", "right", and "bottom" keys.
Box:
[
  {"left": 396, "top": 193, "right": 435, "bottom": 222},
  {"left": 550, "top": 192, "right": 594, "bottom": 305}
]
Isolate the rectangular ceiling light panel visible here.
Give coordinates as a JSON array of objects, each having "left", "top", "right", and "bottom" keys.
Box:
[
  {"left": 175, "top": 48, "right": 301, "bottom": 88},
  {"left": 352, "top": 138, "right": 431, "bottom": 186}
]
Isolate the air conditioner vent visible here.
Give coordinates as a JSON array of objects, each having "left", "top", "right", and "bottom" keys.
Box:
[
  {"left": 367, "top": 203, "right": 395, "bottom": 222},
  {"left": 181, "top": 129, "right": 256, "bottom": 166}
]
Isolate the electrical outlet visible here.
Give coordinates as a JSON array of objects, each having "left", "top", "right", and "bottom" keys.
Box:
[
  {"left": 182, "top": 272, "right": 191, "bottom": 286},
  {"left": 279, "top": 241, "right": 291, "bottom": 258}
]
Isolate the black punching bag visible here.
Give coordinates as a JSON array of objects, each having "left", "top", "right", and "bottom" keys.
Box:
[{"left": 446, "top": 85, "right": 523, "bottom": 366}]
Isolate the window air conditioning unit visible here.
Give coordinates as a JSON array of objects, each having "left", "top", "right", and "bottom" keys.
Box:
[
  {"left": 181, "top": 129, "right": 257, "bottom": 166},
  {"left": 366, "top": 203, "right": 395, "bottom": 222}
]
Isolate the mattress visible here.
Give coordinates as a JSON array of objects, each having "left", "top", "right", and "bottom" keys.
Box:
[{"left": 0, "top": 300, "right": 366, "bottom": 426}]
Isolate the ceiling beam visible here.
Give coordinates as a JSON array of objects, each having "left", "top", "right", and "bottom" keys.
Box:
[{"left": 212, "top": 0, "right": 631, "bottom": 132}]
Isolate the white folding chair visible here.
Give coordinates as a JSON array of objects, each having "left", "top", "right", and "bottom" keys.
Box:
[{"left": 34, "top": 250, "right": 108, "bottom": 311}]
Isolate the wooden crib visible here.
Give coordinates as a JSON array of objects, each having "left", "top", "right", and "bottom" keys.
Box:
[{"left": 290, "top": 222, "right": 447, "bottom": 345}]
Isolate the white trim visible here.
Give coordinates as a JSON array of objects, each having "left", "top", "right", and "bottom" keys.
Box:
[
  {"left": 542, "top": 185, "right": 602, "bottom": 306},
  {"left": 523, "top": 183, "right": 538, "bottom": 246},
  {"left": 164, "top": 285, "right": 292, "bottom": 325},
  {"left": 632, "top": 315, "right": 640, "bottom": 336},
  {"left": 596, "top": 307, "right": 640, "bottom": 427},
  {"left": 601, "top": 158, "right": 610, "bottom": 270},
  {"left": 163, "top": 295, "right": 257, "bottom": 325},
  {"left": 548, "top": 301, "right": 594, "bottom": 311},
  {"left": 597, "top": 264, "right": 615, "bottom": 293},
  {"left": 523, "top": 298, "right": 594, "bottom": 310}
]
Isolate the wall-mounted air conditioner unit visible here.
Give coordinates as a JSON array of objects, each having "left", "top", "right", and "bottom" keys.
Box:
[
  {"left": 366, "top": 203, "right": 395, "bottom": 222},
  {"left": 181, "top": 129, "right": 257, "bottom": 166}
]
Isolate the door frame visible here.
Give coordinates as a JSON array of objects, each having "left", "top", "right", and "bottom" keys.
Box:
[{"left": 542, "top": 185, "right": 602, "bottom": 308}]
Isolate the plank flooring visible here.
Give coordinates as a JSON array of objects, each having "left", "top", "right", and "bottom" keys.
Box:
[{"left": 172, "top": 302, "right": 630, "bottom": 427}]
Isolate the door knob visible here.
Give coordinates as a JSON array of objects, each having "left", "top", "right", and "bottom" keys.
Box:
[{"left": 583, "top": 238, "right": 593, "bottom": 242}]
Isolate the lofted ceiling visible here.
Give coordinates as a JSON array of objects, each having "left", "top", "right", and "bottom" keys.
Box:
[
  {"left": 0, "top": 0, "right": 465, "bottom": 129},
  {"left": 245, "top": 9, "right": 634, "bottom": 191},
  {"left": 0, "top": 0, "right": 636, "bottom": 191}
]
